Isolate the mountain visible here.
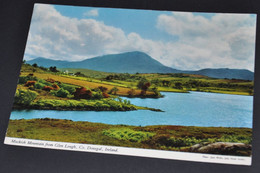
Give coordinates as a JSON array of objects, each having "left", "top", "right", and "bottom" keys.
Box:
[
  {"left": 27, "top": 57, "right": 69, "bottom": 67},
  {"left": 27, "top": 51, "right": 181, "bottom": 74},
  {"left": 183, "top": 68, "right": 254, "bottom": 80},
  {"left": 27, "top": 51, "right": 254, "bottom": 80}
]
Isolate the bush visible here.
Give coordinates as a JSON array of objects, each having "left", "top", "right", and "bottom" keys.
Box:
[
  {"left": 103, "top": 128, "right": 155, "bottom": 142},
  {"left": 98, "top": 86, "right": 108, "bottom": 92},
  {"left": 18, "top": 76, "right": 37, "bottom": 84},
  {"left": 92, "top": 91, "right": 103, "bottom": 99},
  {"left": 58, "top": 83, "right": 76, "bottom": 94},
  {"left": 24, "top": 81, "right": 36, "bottom": 87},
  {"left": 108, "top": 87, "right": 119, "bottom": 95},
  {"left": 46, "top": 78, "right": 55, "bottom": 83},
  {"left": 42, "top": 86, "right": 54, "bottom": 91},
  {"left": 151, "top": 135, "right": 201, "bottom": 148},
  {"left": 74, "top": 87, "right": 92, "bottom": 99},
  {"left": 102, "top": 92, "right": 110, "bottom": 98},
  {"left": 127, "top": 89, "right": 135, "bottom": 97},
  {"left": 34, "top": 82, "right": 45, "bottom": 89},
  {"left": 52, "top": 84, "right": 60, "bottom": 90},
  {"left": 37, "top": 79, "right": 52, "bottom": 86},
  {"left": 14, "top": 89, "right": 38, "bottom": 105},
  {"left": 51, "top": 88, "right": 70, "bottom": 98}
]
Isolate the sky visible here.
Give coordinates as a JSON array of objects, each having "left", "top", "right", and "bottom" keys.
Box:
[{"left": 24, "top": 3, "right": 257, "bottom": 71}]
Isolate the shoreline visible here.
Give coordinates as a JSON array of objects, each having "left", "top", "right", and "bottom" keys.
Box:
[{"left": 12, "top": 105, "right": 163, "bottom": 112}]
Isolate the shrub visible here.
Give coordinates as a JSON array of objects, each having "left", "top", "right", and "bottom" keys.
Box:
[
  {"left": 102, "top": 92, "right": 110, "bottom": 98},
  {"left": 174, "top": 82, "right": 183, "bottom": 89},
  {"left": 52, "top": 84, "right": 60, "bottom": 90},
  {"left": 19, "top": 76, "right": 37, "bottom": 84},
  {"left": 58, "top": 83, "right": 76, "bottom": 94},
  {"left": 103, "top": 128, "right": 155, "bottom": 142},
  {"left": 127, "top": 89, "right": 135, "bottom": 97},
  {"left": 98, "top": 86, "right": 108, "bottom": 92},
  {"left": 151, "top": 87, "right": 161, "bottom": 97},
  {"left": 108, "top": 87, "right": 119, "bottom": 95},
  {"left": 34, "top": 82, "right": 45, "bottom": 89},
  {"left": 14, "top": 89, "right": 38, "bottom": 105},
  {"left": 92, "top": 91, "right": 103, "bottom": 99},
  {"left": 151, "top": 135, "right": 201, "bottom": 148},
  {"left": 24, "top": 81, "right": 36, "bottom": 87},
  {"left": 46, "top": 78, "right": 55, "bottom": 83},
  {"left": 74, "top": 87, "right": 92, "bottom": 99},
  {"left": 42, "top": 86, "right": 54, "bottom": 91},
  {"left": 51, "top": 88, "right": 70, "bottom": 98},
  {"left": 37, "top": 79, "right": 52, "bottom": 86}
]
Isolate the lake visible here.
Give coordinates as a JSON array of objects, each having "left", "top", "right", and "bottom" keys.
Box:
[{"left": 10, "top": 92, "right": 253, "bottom": 128}]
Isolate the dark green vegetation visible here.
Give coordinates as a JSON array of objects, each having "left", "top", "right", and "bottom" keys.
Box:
[
  {"left": 27, "top": 51, "right": 254, "bottom": 80},
  {"left": 7, "top": 119, "right": 252, "bottom": 156}
]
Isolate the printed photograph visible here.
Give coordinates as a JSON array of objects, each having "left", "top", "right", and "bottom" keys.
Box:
[{"left": 5, "top": 3, "right": 256, "bottom": 164}]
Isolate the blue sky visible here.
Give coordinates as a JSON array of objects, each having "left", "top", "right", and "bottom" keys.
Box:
[
  {"left": 54, "top": 5, "right": 179, "bottom": 41},
  {"left": 24, "top": 4, "right": 257, "bottom": 71}
]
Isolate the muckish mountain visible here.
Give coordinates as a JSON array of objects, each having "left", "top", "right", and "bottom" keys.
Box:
[
  {"left": 27, "top": 51, "right": 181, "bottom": 73},
  {"left": 27, "top": 51, "right": 254, "bottom": 80}
]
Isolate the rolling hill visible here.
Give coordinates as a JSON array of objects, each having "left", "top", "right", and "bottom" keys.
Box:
[{"left": 27, "top": 51, "right": 254, "bottom": 80}]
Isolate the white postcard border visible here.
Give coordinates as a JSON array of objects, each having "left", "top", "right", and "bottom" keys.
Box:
[{"left": 4, "top": 137, "right": 251, "bottom": 166}]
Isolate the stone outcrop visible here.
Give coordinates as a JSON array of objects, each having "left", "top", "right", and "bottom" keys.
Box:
[{"left": 189, "top": 142, "right": 251, "bottom": 156}]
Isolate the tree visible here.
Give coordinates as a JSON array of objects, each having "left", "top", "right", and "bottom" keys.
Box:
[
  {"left": 32, "top": 63, "right": 38, "bottom": 68},
  {"left": 98, "top": 86, "right": 108, "bottom": 92},
  {"left": 109, "top": 87, "right": 119, "bottom": 95},
  {"left": 137, "top": 78, "right": 151, "bottom": 95},
  {"left": 75, "top": 72, "right": 85, "bottom": 77},
  {"left": 162, "top": 80, "right": 171, "bottom": 87},
  {"left": 137, "top": 78, "right": 148, "bottom": 89},
  {"left": 127, "top": 89, "right": 135, "bottom": 97},
  {"left": 151, "top": 87, "right": 161, "bottom": 97},
  {"left": 49, "top": 66, "right": 59, "bottom": 73},
  {"left": 174, "top": 82, "right": 183, "bottom": 89},
  {"left": 151, "top": 79, "right": 160, "bottom": 86}
]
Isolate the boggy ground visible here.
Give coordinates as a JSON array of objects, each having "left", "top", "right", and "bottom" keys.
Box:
[{"left": 6, "top": 118, "right": 252, "bottom": 156}]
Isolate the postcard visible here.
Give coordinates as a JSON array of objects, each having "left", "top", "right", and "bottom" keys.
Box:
[{"left": 4, "top": 3, "right": 256, "bottom": 165}]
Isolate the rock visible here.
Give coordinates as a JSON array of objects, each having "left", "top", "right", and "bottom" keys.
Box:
[{"left": 189, "top": 142, "right": 252, "bottom": 156}]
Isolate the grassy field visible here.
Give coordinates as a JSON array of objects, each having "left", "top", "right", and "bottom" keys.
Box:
[
  {"left": 60, "top": 68, "right": 112, "bottom": 78},
  {"left": 15, "top": 71, "right": 161, "bottom": 111},
  {"left": 21, "top": 72, "right": 155, "bottom": 97},
  {"left": 6, "top": 119, "right": 252, "bottom": 156},
  {"left": 20, "top": 64, "right": 254, "bottom": 96},
  {"left": 60, "top": 68, "right": 253, "bottom": 96}
]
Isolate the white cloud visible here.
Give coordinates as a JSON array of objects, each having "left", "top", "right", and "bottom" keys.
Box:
[
  {"left": 83, "top": 9, "right": 99, "bottom": 17},
  {"left": 25, "top": 4, "right": 256, "bottom": 71},
  {"left": 156, "top": 12, "right": 256, "bottom": 71}
]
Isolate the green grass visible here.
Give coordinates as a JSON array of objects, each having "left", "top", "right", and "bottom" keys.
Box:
[
  {"left": 6, "top": 119, "right": 252, "bottom": 155},
  {"left": 15, "top": 97, "right": 153, "bottom": 111},
  {"left": 157, "top": 86, "right": 189, "bottom": 93},
  {"left": 21, "top": 64, "right": 253, "bottom": 96},
  {"left": 103, "top": 128, "right": 155, "bottom": 142},
  {"left": 60, "top": 68, "right": 113, "bottom": 78}
]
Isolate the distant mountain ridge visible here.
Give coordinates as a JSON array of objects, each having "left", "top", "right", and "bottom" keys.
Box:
[{"left": 27, "top": 51, "right": 254, "bottom": 80}]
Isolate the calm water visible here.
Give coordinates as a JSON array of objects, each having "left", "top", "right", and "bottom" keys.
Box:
[{"left": 10, "top": 92, "right": 253, "bottom": 128}]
